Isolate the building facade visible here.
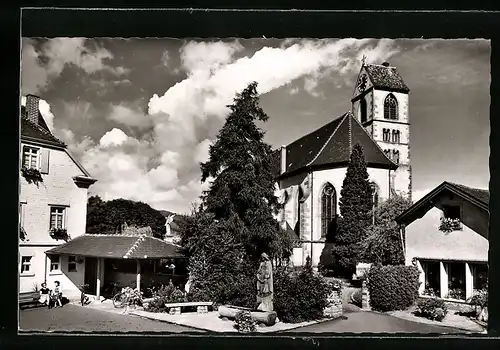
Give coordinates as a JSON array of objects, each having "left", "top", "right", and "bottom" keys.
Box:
[
  {"left": 19, "top": 94, "right": 97, "bottom": 298},
  {"left": 273, "top": 62, "right": 412, "bottom": 268},
  {"left": 396, "top": 182, "right": 489, "bottom": 302}
]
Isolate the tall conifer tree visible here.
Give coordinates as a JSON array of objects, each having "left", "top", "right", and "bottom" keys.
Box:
[{"left": 332, "top": 143, "right": 373, "bottom": 275}]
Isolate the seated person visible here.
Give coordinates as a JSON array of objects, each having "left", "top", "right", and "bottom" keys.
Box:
[{"left": 39, "top": 282, "right": 51, "bottom": 306}]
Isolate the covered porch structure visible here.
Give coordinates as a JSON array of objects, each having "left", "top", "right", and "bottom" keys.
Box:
[{"left": 45, "top": 234, "right": 187, "bottom": 299}]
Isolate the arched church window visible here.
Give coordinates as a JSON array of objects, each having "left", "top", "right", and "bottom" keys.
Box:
[
  {"left": 384, "top": 94, "right": 398, "bottom": 120},
  {"left": 384, "top": 149, "right": 391, "bottom": 159},
  {"left": 383, "top": 128, "right": 390, "bottom": 142},
  {"left": 281, "top": 191, "right": 290, "bottom": 223},
  {"left": 370, "top": 182, "right": 380, "bottom": 208},
  {"left": 393, "top": 150, "right": 400, "bottom": 164},
  {"left": 392, "top": 130, "right": 400, "bottom": 143},
  {"left": 297, "top": 187, "right": 305, "bottom": 238},
  {"left": 360, "top": 98, "right": 367, "bottom": 123},
  {"left": 321, "top": 183, "right": 336, "bottom": 238}
]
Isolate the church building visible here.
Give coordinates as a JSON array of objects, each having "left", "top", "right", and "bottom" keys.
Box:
[{"left": 272, "top": 62, "right": 413, "bottom": 268}]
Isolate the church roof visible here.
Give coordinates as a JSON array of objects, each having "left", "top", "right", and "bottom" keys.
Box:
[
  {"left": 275, "top": 112, "right": 397, "bottom": 178},
  {"left": 364, "top": 64, "right": 410, "bottom": 93}
]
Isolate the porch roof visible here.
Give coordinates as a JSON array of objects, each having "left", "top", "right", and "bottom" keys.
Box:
[{"left": 45, "top": 234, "right": 186, "bottom": 259}]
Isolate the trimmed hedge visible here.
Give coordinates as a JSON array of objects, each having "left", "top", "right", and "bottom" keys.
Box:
[
  {"left": 274, "top": 260, "right": 338, "bottom": 323},
  {"left": 367, "top": 265, "right": 420, "bottom": 312}
]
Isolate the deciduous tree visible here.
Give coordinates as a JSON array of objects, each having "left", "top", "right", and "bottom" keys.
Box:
[
  {"left": 86, "top": 195, "right": 166, "bottom": 239},
  {"left": 361, "top": 194, "right": 413, "bottom": 265}
]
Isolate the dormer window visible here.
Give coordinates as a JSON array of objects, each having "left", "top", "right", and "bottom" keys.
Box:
[
  {"left": 384, "top": 94, "right": 398, "bottom": 120},
  {"left": 443, "top": 205, "right": 461, "bottom": 220},
  {"left": 22, "top": 146, "right": 40, "bottom": 169}
]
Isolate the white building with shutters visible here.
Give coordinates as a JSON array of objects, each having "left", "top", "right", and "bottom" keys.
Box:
[{"left": 19, "top": 94, "right": 97, "bottom": 295}]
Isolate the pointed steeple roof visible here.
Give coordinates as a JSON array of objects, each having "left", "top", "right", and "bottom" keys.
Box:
[
  {"left": 275, "top": 112, "right": 397, "bottom": 178},
  {"left": 363, "top": 63, "right": 410, "bottom": 93}
]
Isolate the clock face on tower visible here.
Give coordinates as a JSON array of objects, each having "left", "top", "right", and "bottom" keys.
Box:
[{"left": 358, "top": 74, "right": 368, "bottom": 92}]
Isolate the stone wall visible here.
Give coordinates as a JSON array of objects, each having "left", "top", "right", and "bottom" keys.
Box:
[{"left": 323, "top": 290, "right": 343, "bottom": 318}]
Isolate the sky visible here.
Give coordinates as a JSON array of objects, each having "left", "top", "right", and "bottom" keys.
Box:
[{"left": 20, "top": 38, "right": 491, "bottom": 214}]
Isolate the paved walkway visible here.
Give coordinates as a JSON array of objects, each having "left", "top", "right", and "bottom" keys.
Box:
[
  {"left": 19, "top": 304, "right": 201, "bottom": 333},
  {"left": 284, "top": 310, "right": 470, "bottom": 333}
]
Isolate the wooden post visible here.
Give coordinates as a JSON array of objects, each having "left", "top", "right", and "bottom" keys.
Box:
[
  {"left": 96, "top": 258, "right": 101, "bottom": 299},
  {"left": 465, "top": 262, "right": 474, "bottom": 300},
  {"left": 136, "top": 260, "right": 141, "bottom": 291},
  {"left": 439, "top": 261, "right": 448, "bottom": 298}
]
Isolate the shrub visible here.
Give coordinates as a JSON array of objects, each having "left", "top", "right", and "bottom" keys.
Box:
[
  {"left": 274, "top": 258, "right": 336, "bottom": 323},
  {"left": 416, "top": 298, "right": 448, "bottom": 321},
  {"left": 468, "top": 289, "right": 488, "bottom": 308},
  {"left": 367, "top": 264, "right": 420, "bottom": 312},
  {"left": 145, "top": 284, "right": 186, "bottom": 313},
  {"left": 351, "top": 290, "right": 362, "bottom": 306},
  {"left": 234, "top": 310, "right": 257, "bottom": 333}
]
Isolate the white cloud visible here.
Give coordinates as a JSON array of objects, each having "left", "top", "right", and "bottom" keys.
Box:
[
  {"left": 99, "top": 128, "right": 130, "bottom": 147},
  {"left": 161, "top": 50, "right": 170, "bottom": 67},
  {"left": 180, "top": 40, "right": 244, "bottom": 73},
  {"left": 60, "top": 39, "right": 401, "bottom": 214},
  {"left": 108, "top": 104, "right": 153, "bottom": 130},
  {"left": 21, "top": 38, "right": 129, "bottom": 94},
  {"left": 194, "top": 139, "right": 212, "bottom": 163}
]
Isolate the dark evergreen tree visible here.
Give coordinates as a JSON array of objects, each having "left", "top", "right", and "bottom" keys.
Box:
[
  {"left": 331, "top": 143, "right": 373, "bottom": 276},
  {"left": 361, "top": 194, "right": 413, "bottom": 265},
  {"left": 180, "top": 82, "right": 296, "bottom": 307},
  {"left": 199, "top": 81, "right": 295, "bottom": 262}
]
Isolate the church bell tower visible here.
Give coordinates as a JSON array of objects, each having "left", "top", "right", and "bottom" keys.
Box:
[{"left": 351, "top": 61, "right": 412, "bottom": 201}]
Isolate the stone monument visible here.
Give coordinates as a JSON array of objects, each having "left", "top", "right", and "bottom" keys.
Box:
[{"left": 256, "top": 253, "right": 273, "bottom": 312}]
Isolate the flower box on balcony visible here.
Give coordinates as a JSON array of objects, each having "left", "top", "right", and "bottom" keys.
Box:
[
  {"left": 438, "top": 217, "right": 462, "bottom": 234},
  {"left": 49, "top": 227, "right": 70, "bottom": 241}
]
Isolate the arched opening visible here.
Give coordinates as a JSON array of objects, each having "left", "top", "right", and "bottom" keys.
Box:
[
  {"left": 295, "top": 187, "right": 305, "bottom": 239},
  {"left": 360, "top": 98, "right": 367, "bottom": 123},
  {"left": 281, "top": 191, "right": 290, "bottom": 224},
  {"left": 321, "top": 183, "right": 337, "bottom": 238},
  {"left": 370, "top": 182, "right": 380, "bottom": 225},
  {"left": 384, "top": 94, "right": 398, "bottom": 120}
]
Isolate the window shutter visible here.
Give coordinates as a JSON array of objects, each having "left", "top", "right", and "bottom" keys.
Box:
[{"left": 40, "top": 149, "right": 50, "bottom": 174}]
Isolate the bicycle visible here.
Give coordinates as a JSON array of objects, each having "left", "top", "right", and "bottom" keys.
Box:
[
  {"left": 79, "top": 284, "right": 91, "bottom": 306},
  {"left": 101, "top": 282, "right": 120, "bottom": 303},
  {"left": 112, "top": 286, "right": 143, "bottom": 309}
]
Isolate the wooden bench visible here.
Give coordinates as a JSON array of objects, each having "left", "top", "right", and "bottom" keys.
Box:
[
  {"left": 164, "top": 301, "right": 213, "bottom": 315},
  {"left": 19, "top": 291, "right": 41, "bottom": 309}
]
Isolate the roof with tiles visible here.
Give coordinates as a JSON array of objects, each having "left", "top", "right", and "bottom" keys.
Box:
[
  {"left": 363, "top": 63, "right": 410, "bottom": 93},
  {"left": 447, "top": 182, "right": 489, "bottom": 207},
  {"left": 45, "top": 234, "right": 185, "bottom": 259},
  {"left": 274, "top": 112, "right": 397, "bottom": 178},
  {"left": 396, "top": 181, "right": 490, "bottom": 225},
  {"left": 20, "top": 105, "right": 66, "bottom": 147}
]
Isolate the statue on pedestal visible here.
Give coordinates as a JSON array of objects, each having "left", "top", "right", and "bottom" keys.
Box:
[{"left": 256, "top": 253, "right": 273, "bottom": 312}]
